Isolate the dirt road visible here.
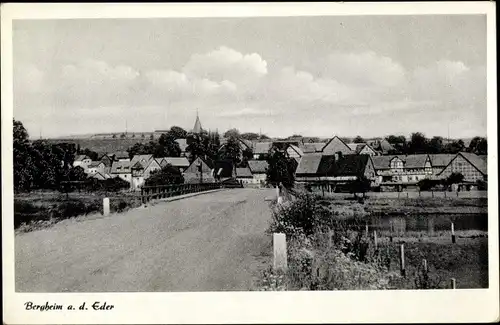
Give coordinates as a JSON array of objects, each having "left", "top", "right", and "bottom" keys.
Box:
[{"left": 15, "top": 188, "right": 274, "bottom": 292}]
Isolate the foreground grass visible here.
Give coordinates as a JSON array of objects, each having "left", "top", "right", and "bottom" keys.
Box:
[{"left": 15, "top": 190, "right": 142, "bottom": 233}]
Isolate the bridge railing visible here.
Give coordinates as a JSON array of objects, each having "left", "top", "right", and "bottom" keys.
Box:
[{"left": 140, "top": 183, "right": 222, "bottom": 204}]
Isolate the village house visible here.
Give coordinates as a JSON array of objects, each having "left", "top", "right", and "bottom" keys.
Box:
[
  {"left": 110, "top": 160, "right": 132, "bottom": 184},
  {"left": 86, "top": 161, "right": 106, "bottom": 177},
  {"left": 161, "top": 157, "right": 190, "bottom": 172},
  {"left": 253, "top": 142, "right": 273, "bottom": 160},
  {"left": 130, "top": 158, "right": 162, "bottom": 190},
  {"left": 300, "top": 142, "right": 326, "bottom": 154},
  {"left": 367, "top": 139, "right": 396, "bottom": 155},
  {"left": 73, "top": 155, "right": 92, "bottom": 169},
  {"left": 286, "top": 144, "right": 304, "bottom": 162},
  {"left": 183, "top": 156, "right": 215, "bottom": 184},
  {"left": 437, "top": 152, "right": 487, "bottom": 184},
  {"left": 346, "top": 143, "right": 380, "bottom": 156},
  {"left": 110, "top": 151, "right": 130, "bottom": 162},
  {"left": 99, "top": 154, "right": 114, "bottom": 168},
  {"left": 235, "top": 167, "right": 254, "bottom": 185},
  {"left": 295, "top": 153, "right": 376, "bottom": 193},
  {"left": 428, "top": 154, "right": 456, "bottom": 178},
  {"left": 371, "top": 154, "right": 432, "bottom": 191},
  {"left": 321, "top": 136, "right": 353, "bottom": 155},
  {"left": 247, "top": 160, "right": 269, "bottom": 187}
]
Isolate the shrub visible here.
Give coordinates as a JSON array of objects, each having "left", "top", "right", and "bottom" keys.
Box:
[{"left": 268, "top": 192, "right": 319, "bottom": 236}]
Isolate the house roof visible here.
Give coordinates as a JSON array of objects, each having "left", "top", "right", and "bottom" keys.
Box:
[
  {"left": 254, "top": 142, "right": 273, "bottom": 154},
  {"left": 301, "top": 142, "right": 325, "bottom": 153},
  {"left": 247, "top": 160, "right": 269, "bottom": 174},
  {"left": 458, "top": 152, "right": 487, "bottom": 175},
  {"left": 379, "top": 139, "right": 396, "bottom": 152},
  {"left": 213, "top": 160, "right": 234, "bottom": 178},
  {"left": 164, "top": 157, "right": 190, "bottom": 167},
  {"left": 403, "top": 154, "right": 430, "bottom": 169},
  {"left": 288, "top": 144, "right": 304, "bottom": 156},
  {"left": 236, "top": 167, "right": 253, "bottom": 178},
  {"left": 175, "top": 138, "right": 188, "bottom": 152},
  {"left": 429, "top": 154, "right": 456, "bottom": 167},
  {"left": 371, "top": 156, "right": 396, "bottom": 169},
  {"left": 88, "top": 161, "right": 104, "bottom": 168},
  {"left": 112, "top": 151, "right": 130, "bottom": 159},
  {"left": 371, "top": 154, "right": 429, "bottom": 169},
  {"left": 185, "top": 156, "right": 215, "bottom": 172},
  {"left": 75, "top": 155, "right": 90, "bottom": 161},
  {"left": 330, "top": 154, "right": 371, "bottom": 176},
  {"left": 130, "top": 154, "right": 153, "bottom": 168},
  {"left": 89, "top": 172, "right": 107, "bottom": 180},
  {"left": 110, "top": 161, "right": 131, "bottom": 174},
  {"left": 295, "top": 153, "right": 325, "bottom": 175},
  {"left": 346, "top": 143, "right": 368, "bottom": 154}
]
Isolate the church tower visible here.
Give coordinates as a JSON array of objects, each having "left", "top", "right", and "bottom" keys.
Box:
[{"left": 192, "top": 109, "right": 202, "bottom": 134}]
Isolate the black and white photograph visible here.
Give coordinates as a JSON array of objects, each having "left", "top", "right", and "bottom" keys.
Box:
[{"left": 2, "top": 2, "right": 498, "bottom": 324}]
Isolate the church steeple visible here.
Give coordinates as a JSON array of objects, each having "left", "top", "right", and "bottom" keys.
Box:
[{"left": 193, "top": 109, "right": 202, "bottom": 134}]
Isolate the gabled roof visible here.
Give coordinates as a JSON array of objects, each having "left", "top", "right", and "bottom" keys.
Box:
[
  {"left": 75, "top": 155, "right": 90, "bottom": 161},
  {"left": 429, "top": 154, "right": 456, "bottom": 167},
  {"left": 185, "top": 156, "right": 215, "bottom": 172},
  {"left": 330, "top": 154, "right": 371, "bottom": 176},
  {"left": 371, "top": 156, "right": 396, "bottom": 169},
  {"left": 130, "top": 154, "right": 153, "bottom": 168},
  {"left": 458, "top": 152, "right": 487, "bottom": 175},
  {"left": 111, "top": 151, "right": 130, "bottom": 160},
  {"left": 301, "top": 142, "right": 325, "bottom": 153},
  {"left": 254, "top": 142, "right": 273, "bottom": 154},
  {"left": 236, "top": 167, "right": 253, "bottom": 178},
  {"left": 295, "top": 153, "right": 325, "bottom": 175},
  {"left": 380, "top": 139, "right": 396, "bottom": 152},
  {"left": 247, "top": 160, "right": 269, "bottom": 174},
  {"left": 288, "top": 144, "right": 304, "bottom": 156},
  {"left": 164, "top": 157, "right": 190, "bottom": 167},
  {"left": 322, "top": 136, "right": 353, "bottom": 154},
  {"left": 88, "top": 161, "right": 104, "bottom": 168},
  {"left": 110, "top": 161, "right": 131, "bottom": 174},
  {"left": 89, "top": 171, "right": 107, "bottom": 181},
  {"left": 346, "top": 143, "right": 367, "bottom": 154},
  {"left": 371, "top": 154, "right": 429, "bottom": 169},
  {"left": 403, "top": 154, "right": 430, "bottom": 169}
]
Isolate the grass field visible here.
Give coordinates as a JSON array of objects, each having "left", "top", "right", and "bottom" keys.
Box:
[{"left": 14, "top": 190, "right": 142, "bottom": 233}]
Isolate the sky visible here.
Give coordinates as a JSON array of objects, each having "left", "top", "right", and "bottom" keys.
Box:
[{"left": 13, "top": 15, "right": 487, "bottom": 139}]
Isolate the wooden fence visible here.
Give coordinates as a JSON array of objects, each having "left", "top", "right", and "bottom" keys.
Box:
[{"left": 140, "top": 183, "right": 222, "bottom": 204}]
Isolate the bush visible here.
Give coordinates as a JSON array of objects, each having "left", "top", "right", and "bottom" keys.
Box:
[
  {"left": 418, "top": 179, "right": 443, "bottom": 191},
  {"left": 269, "top": 192, "right": 319, "bottom": 236}
]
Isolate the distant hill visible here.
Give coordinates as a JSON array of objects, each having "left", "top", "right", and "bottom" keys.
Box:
[{"left": 46, "top": 138, "right": 153, "bottom": 156}]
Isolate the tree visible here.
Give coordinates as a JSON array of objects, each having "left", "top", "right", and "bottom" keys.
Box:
[
  {"left": 307, "top": 137, "right": 320, "bottom": 143},
  {"left": 353, "top": 136, "right": 365, "bottom": 144},
  {"left": 169, "top": 126, "right": 188, "bottom": 139},
  {"left": 468, "top": 137, "right": 487, "bottom": 155},
  {"left": 219, "top": 136, "right": 242, "bottom": 165},
  {"left": 80, "top": 148, "right": 99, "bottom": 161},
  {"left": 240, "top": 132, "right": 260, "bottom": 140},
  {"left": 266, "top": 148, "right": 296, "bottom": 189},
  {"left": 428, "top": 136, "right": 444, "bottom": 154},
  {"left": 158, "top": 133, "right": 181, "bottom": 157},
  {"left": 443, "top": 140, "right": 465, "bottom": 154},
  {"left": 120, "top": 133, "right": 126, "bottom": 139},
  {"left": 446, "top": 172, "right": 464, "bottom": 187},
  {"left": 386, "top": 135, "right": 407, "bottom": 154},
  {"left": 349, "top": 176, "right": 371, "bottom": 198},
  {"left": 144, "top": 165, "right": 184, "bottom": 186},
  {"left": 223, "top": 128, "right": 240, "bottom": 138},
  {"left": 259, "top": 134, "right": 270, "bottom": 140},
  {"left": 67, "top": 166, "right": 87, "bottom": 181},
  {"left": 408, "top": 132, "right": 428, "bottom": 154}
]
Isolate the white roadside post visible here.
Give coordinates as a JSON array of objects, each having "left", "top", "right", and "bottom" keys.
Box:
[
  {"left": 273, "top": 233, "right": 288, "bottom": 271},
  {"left": 103, "top": 198, "right": 110, "bottom": 216}
]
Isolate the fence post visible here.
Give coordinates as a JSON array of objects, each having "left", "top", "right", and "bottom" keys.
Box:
[
  {"left": 141, "top": 188, "right": 144, "bottom": 204},
  {"left": 373, "top": 230, "right": 378, "bottom": 249},
  {"left": 103, "top": 197, "right": 110, "bottom": 216},
  {"left": 451, "top": 222, "right": 456, "bottom": 244},
  {"left": 399, "top": 244, "right": 406, "bottom": 277},
  {"left": 407, "top": 192, "right": 409, "bottom": 199},
  {"left": 450, "top": 278, "right": 456, "bottom": 289},
  {"left": 365, "top": 223, "right": 369, "bottom": 238},
  {"left": 422, "top": 259, "right": 428, "bottom": 273},
  {"left": 273, "top": 233, "right": 288, "bottom": 271}
]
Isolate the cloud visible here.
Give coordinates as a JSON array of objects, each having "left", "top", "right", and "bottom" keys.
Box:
[
  {"left": 13, "top": 47, "right": 486, "bottom": 138},
  {"left": 182, "top": 46, "right": 267, "bottom": 88}
]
